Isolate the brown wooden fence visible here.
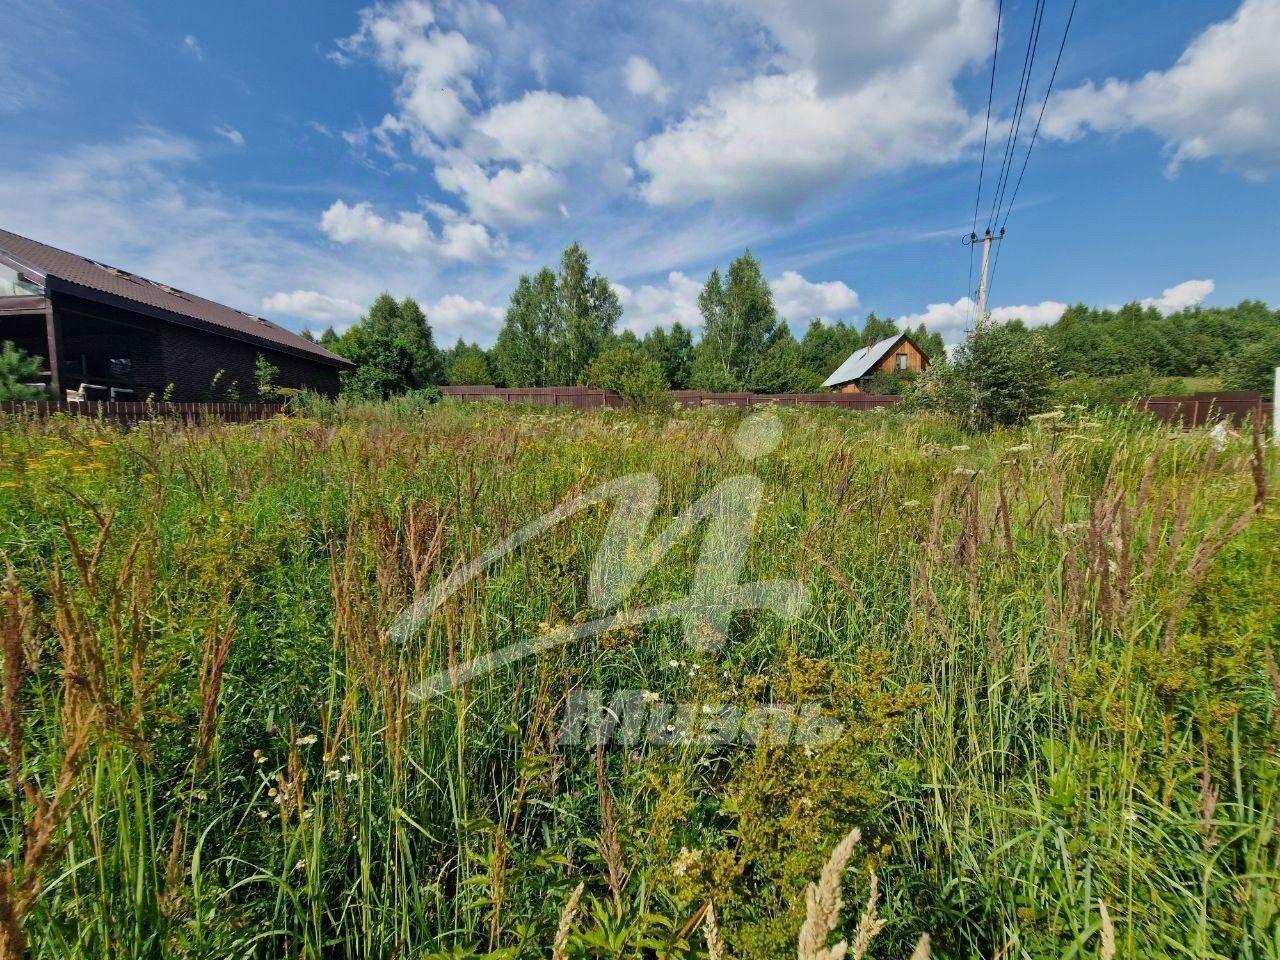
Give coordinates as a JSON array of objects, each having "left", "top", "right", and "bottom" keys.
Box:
[
  {"left": 1136, "top": 391, "right": 1273, "bottom": 429},
  {"left": 0, "top": 400, "right": 284, "bottom": 427},
  {"left": 440, "top": 385, "right": 902, "bottom": 410}
]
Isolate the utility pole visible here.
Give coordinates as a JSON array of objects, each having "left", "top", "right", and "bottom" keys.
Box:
[{"left": 967, "top": 227, "right": 1004, "bottom": 323}]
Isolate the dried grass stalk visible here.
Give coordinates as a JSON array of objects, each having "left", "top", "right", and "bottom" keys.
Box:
[{"left": 552, "top": 881, "right": 584, "bottom": 960}]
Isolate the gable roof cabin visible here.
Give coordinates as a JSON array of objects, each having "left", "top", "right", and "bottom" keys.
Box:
[
  {"left": 0, "top": 227, "right": 352, "bottom": 401},
  {"left": 823, "top": 332, "right": 930, "bottom": 393}
]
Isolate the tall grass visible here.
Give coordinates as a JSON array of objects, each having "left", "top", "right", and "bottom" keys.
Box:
[{"left": 0, "top": 401, "right": 1275, "bottom": 958}]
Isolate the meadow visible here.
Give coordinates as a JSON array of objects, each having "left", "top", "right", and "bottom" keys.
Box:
[{"left": 0, "top": 400, "right": 1275, "bottom": 959}]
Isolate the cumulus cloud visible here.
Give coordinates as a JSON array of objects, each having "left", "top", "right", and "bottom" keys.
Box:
[
  {"left": 1141, "top": 279, "right": 1214, "bottom": 314},
  {"left": 897, "top": 297, "right": 1069, "bottom": 343},
  {"left": 261, "top": 290, "right": 365, "bottom": 325},
  {"left": 435, "top": 159, "right": 567, "bottom": 227},
  {"left": 772, "top": 270, "right": 859, "bottom": 325},
  {"left": 624, "top": 56, "right": 670, "bottom": 104},
  {"left": 214, "top": 124, "right": 245, "bottom": 147},
  {"left": 428, "top": 293, "right": 504, "bottom": 340},
  {"left": 474, "top": 91, "right": 611, "bottom": 166},
  {"left": 1044, "top": 0, "right": 1280, "bottom": 178},
  {"left": 613, "top": 271, "right": 703, "bottom": 335},
  {"left": 333, "top": 0, "right": 612, "bottom": 232},
  {"left": 319, "top": 199, "right": 501, "bottom": 260},
  {"left": 614, "top": 268, "right": 860, "bottom": 335},
  {"left": 634, "top": 0, "right": 992, "bottom": 211}
]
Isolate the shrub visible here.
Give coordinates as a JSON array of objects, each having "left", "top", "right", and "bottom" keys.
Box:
[
  {"left": 911, "top": 321, "right": 1054, "bottom": 429},
  {"left": 585, "top": 345, "right": 670, "bottom": 407},
  {"left": 0, "top": 340, "right": 43, "bottom": 401}
]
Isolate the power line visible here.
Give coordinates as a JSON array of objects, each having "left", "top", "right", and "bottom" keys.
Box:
[
  {"left": 968, "top": 0, "right": 1003, "bottom": 323},
  {"left": 999, "top": 0, "right": 1079, "bottom": 233},
  {"left": 989, "top": 0, "right": 1079, "bottom": 300},
  {"left": 987, "top": 0, "right": 1048, "bottom": 232}
]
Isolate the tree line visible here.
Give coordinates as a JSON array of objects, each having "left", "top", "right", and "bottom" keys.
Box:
[{"left": 309, "top": 243, "right": 948, "bottom": 401}]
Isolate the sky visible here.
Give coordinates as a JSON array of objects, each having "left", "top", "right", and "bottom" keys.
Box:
[{"left": 2, "top": 0, "right": 1278, "bottom": 348}]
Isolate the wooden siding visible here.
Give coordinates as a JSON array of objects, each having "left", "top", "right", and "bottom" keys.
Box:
[{"left": 875, "top": 338, "right": 927, "bottom": 374}]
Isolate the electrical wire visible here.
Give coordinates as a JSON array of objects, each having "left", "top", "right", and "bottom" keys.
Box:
[
  {"left": 989, "top": 0, "right": 1079, "bottom": 300},
  {"left": 968, "top": 0, "right": 1003, "bottom": 323},
  {"left": 987, "top": 0, "right": 1047, "bottom": 232},
  {"left": 999, "top": 0, "right": 1079, "bottom": 233}
]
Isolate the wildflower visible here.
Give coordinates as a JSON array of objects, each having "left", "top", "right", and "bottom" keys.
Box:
[
  {"left": 339, "top": 753, "right": 351, "bottom": 763},
  {"left": 326, "top": 769, "right": 340, "bottom": 780},
  {"left": 1028, "top": 409, "right": 1065, "bottom": 421},
  {"left": 345, "top": 772, "right": 358, "bottom": 783},
  {"left": 256, "top": 809, "right": 269, "bottom": 819},
  {"left": 302, "top": 808, "right": 314, "bottom": 820},
  {"left": 952, "top": 467, "right": 978, "bottom": 477},
  {"left": 253, "top": 749, "right": 267, "bottom": 764},
  {"left": 701, "top": 704, "right": 715, "bottom": 715},
  {"left": 667, "top": 659, "right": 680, "bottom": 669},
  {"left": 1008, "top": 443, "right": 1032, "bottom": 452},
  {"left": 295, "top": 734, "right": 318, "bottom": 747},
  {"left": 950, "top": 444, "right": 970, "bottom": 452},
  {"left": 641, "top": 691, "right": 660, "bottom": 704}
]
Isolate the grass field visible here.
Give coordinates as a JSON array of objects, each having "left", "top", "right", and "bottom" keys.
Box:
[{"left": 0, "top": 401, "right": 1276, "bottom": 959}]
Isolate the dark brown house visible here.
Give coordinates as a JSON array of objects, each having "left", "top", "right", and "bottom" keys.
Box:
[
  {"left": 0, "top": 228, "right": 351, "bottom": 401},
  {"left": 822, "top": 332, "right": 930, "bottom": 393}
]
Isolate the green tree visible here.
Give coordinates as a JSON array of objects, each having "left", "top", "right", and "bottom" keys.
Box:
[
  {"left": 327, "top": 294, "right": 446, "bottom": 399},
  {"left": 642, "top": 323, "right": 694, "bottom": 389},
  {"left": 906, "top": 323, "right": 946, "bottom": 361},
  {"left": 254, "top": 353, "right": 280, "bottom": 401},
  {"left": 924, "top": 320, "right": 1055, "bottom": 430},
  {"left": 491, "top": 243, "right": 619, "bottom": 387},
  {"left": 0, "top": 341, "right": 42, "bottom": 401},
  {"left": 558, "top": 242, "right": 621, "bottom": 384},
  {"left": 859, "top": 312, "right": 899, "bottom": 346},
  {"left": 1224, "top": 329, "right": 1280, "bottom": 393},
  {"left": 447, "top": 344, "right": 493, "bottom": 386},
  {"left": 689, "top": 251, "right": 782, "bottom": 391},
  {"left": 584, "top": 344, "right": 669, "bottom": 407}
]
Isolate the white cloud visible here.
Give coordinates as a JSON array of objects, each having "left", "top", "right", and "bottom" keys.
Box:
[
  {"left": 182, "top": 34, "right": 204, "bottom": 61},
  {"left": 321, "top": 199, "right": 433, "bottom": 253},
  {"left": 428, "top": 293, "right": 504, "bottom": 340},
  {"left": 898, "top": 297, "right": 1069, "bottom": 343},
  {"left": 772, "top": 270, "right": 859, "bottom": 325},
  {"left": 624, "top": 56, "right": 670, "bottom": 104},
  {"left": 214, "top": 124, "right": 245, "bottom": 147},
  {"left": 633, "top": 0, "right": 993, "bottom": 211},
  {"left": 319, "top": 199, "right": 501, "bottom": 261},
  {"left": 613, "top": 271, "right": 703, "bottom": 335},
  {"left": 0, "top": 132, "right": 385, "bottom": 333},
  {"left": 1044, "top": 0, "right": 1280, "bottom": 178},
  {"left": 1141, "top": 279, "right": 1214, "bottom": 314},
  {"left": 435, "top": 159, "right": 567, "bottom": 227},
  {"left": 474, "top": 91, "right": 611, "bottom": 166},
  {"left": 726, "top": 0, "right": 993, "bottom": 93},
  {"left": 336, "top": 0, "right": 482, "bottom": 148},
  {"left": 636, "top": 70, "right": 979, "bottom": 212},
  {"left": 261, "top": 290, "right": 365, "bottom": 326}
]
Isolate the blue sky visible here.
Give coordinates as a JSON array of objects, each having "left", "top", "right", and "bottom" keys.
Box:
[{"left": 2, "top": 0, "right": 1277, "bottom": 347}]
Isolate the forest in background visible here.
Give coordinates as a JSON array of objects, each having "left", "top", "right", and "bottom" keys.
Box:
[{"left": 301, "top": 243, "right": 1280, "bottom": 403}]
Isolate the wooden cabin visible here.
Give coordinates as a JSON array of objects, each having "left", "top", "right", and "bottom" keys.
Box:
[{"left": 822, "top": 333, "right": 930, "bottom": 393}]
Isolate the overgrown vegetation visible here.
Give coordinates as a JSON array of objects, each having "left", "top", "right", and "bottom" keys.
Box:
[{"left": 0, "top": 400, "right": 1275, "bottom": 959}]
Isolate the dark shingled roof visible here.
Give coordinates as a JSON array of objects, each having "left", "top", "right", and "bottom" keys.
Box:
[{"left": 0, "top": 227, "right": 352, "bottom": 368}]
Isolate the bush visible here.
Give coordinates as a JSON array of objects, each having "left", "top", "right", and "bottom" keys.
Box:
[
  {"left": 861, "top": 369, "right": 920, "bottom": 396},
  {"left": 0, "top": 341, "right": 42, "bottom": 401},
  {"left": 910, "top": 321, "right": 1055, "bottom": 430},
  {"left": 585, "top": 345, "right": 670, "bottom": 408}
]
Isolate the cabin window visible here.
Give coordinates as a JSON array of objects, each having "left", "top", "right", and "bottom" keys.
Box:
[{"left": 894, "top": 352, "right": 908, "bottom": 370}]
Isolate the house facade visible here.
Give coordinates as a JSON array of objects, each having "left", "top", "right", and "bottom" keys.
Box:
[
  {"left": 822, "top": 333, "right": 930, "bottom": 393},
  {"left": 0, "top": 228, "right": 351, "bottom": 402}
]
